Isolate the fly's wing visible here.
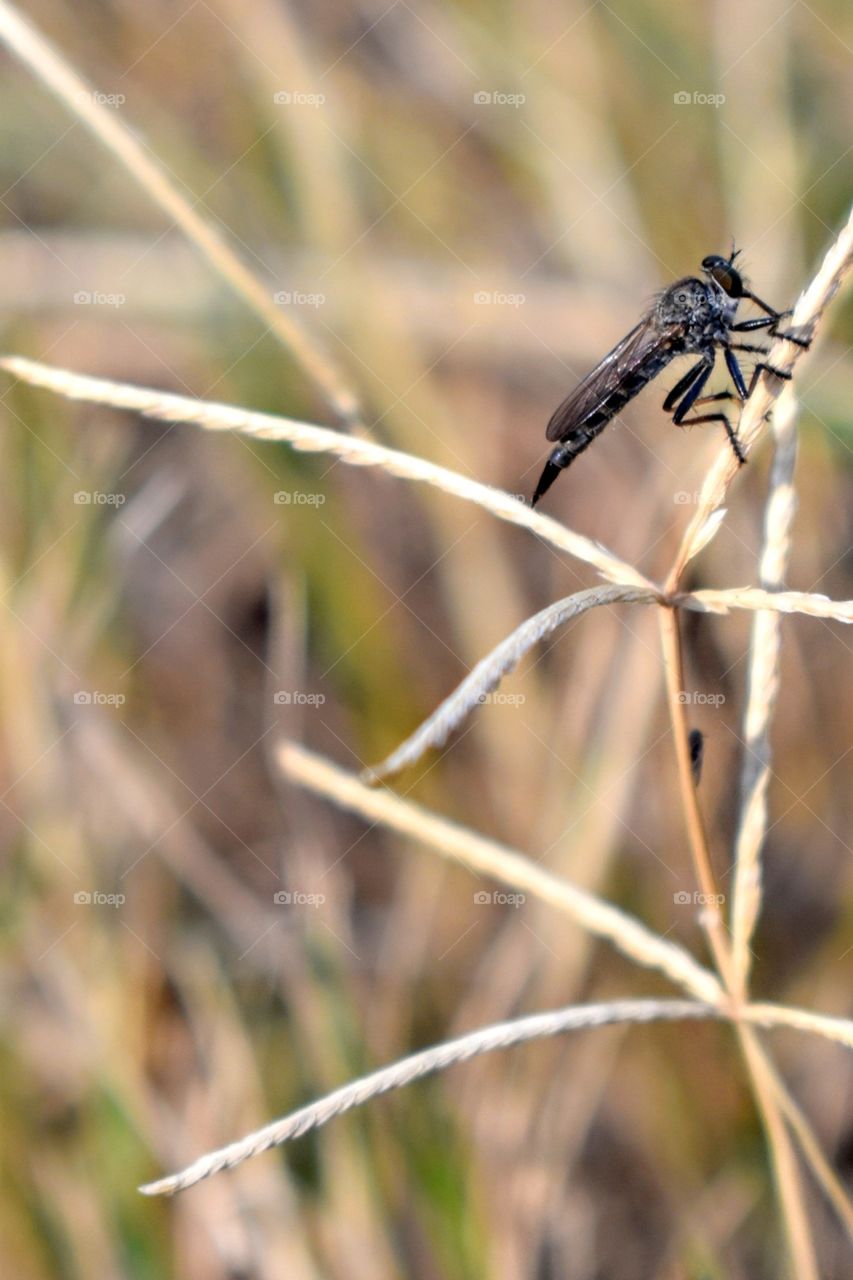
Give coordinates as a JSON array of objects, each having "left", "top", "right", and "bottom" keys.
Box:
[{"left": 546, "top": 314, "right": 674, "bottom": 442}]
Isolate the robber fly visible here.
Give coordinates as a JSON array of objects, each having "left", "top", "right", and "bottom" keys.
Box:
[{"left": 531, "top": 249, "right": 807, "bottom": 506}]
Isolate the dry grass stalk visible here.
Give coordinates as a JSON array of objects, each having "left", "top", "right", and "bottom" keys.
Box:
[
  {"left": 363, "top": 584, "right": 657, "bottom": 782},
  {"left": 0, "top": 355, "right": 651, "bottom": 587},
  {"left": 278, "top": 743, "right": 723, "bottom": 1003},
  {"left": 730, "top": 387, "right": 800, "bottom": 993},
  {"left": 757, "top": 1045, "right": 853, "bottom": 1238},
  {"left": 653, "top": 207, "right": 853, "bottom": 1275},
  {"left": 680, "top": 585, "right": 852, "bottom": 623},
  {"left": 139, "top": 998, "right": 719, "bottom": 1195}
]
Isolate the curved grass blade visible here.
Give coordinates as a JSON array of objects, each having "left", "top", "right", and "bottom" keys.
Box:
[
  {"left": 0, "top": 357, "right": 652, "bottom": 588},
  {"left": 364, "top": 584, "right": 656, "bottom": 783},
  {"left": 140, "top": 998, "right": 716, "bottom": 1195}
]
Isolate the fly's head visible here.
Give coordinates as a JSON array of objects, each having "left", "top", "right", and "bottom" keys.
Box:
[
  {"left": 702, "top": 251, "right": 745, "bottom": 298},
  {"left": 701, "top": 254, "right": 743, "bottom": 335}
]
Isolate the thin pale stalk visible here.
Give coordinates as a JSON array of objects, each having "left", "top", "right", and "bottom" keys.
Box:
[
  {"left": 736, "top": 1028, "right": 820, "bottom": 1279},
  {"left": 659, "top": 604, "right": 820, "bottom": 1272},
  {"left": 139, "top": 998, "right": 717, "bottom": 1195},
  {"left": 364, "top": 584, "right": 657, "bottom": 783},
  {"left": 0, "top": 356, "right": 653, "bottom": 588},
  {"left": 679, "top": 586, "right": 852, "bottom": 624},
  {"left": 730, "top": 389, "right": 799, "bottom": 993},
  {"left": 745, "top": 1002, "right": 853, "bottom": 1050},
  {"left": 758, "top": 1046, "right": 853, "bottom": 1237},
  {"left": 277, "top": 742, "right": 723, "bottom": 1003},
  {"left": 657, "top": 606, "right": 736, "bottom": 988}
]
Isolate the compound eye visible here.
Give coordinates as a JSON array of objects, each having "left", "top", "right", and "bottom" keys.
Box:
[
  {"left": 675, "top": 289, "right": 690, "bottom": 305},
  {"left": 718, "top": 268, "right": 742, "bottom": 295}
]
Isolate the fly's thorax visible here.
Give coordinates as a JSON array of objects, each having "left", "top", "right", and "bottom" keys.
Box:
[
  {"left": 716, "top": 289, "right": 739, "bottom": 328},
  {"left": 701, "top": 282, "right": 738, "bottom": 343},
  {"left": 656, "top": 277, "right": 734, "bottom": 348},
  {"left": 655, "top": 277, "right": 713, "bottom": 327}
]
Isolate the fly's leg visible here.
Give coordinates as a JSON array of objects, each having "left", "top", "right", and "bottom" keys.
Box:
[
  {"left": 662, "top": 358, "right": 710, "bottom": 413},
  {"left": 725, "top": 345, "right": 793, "bottom": 395},
  {"left": 739, "top": 291, "right": 785, "bottom": 319},
  {"left": 728, "top": 341, "right": 770, "bottom": 356},
  {"left": 746, "top": 363, "right": 792, "bottom": 393},
  {"left": 731, "top": 305, "right": 811, "bottom": 349},
  {"left": 674, "top": 409, "right": 747, "bottom": 465},
  {"left": 670, "top": 359, "right": 715, "bottom": 416},
  {"left": 723, "top": 348, "right": 749, "bottom": 398},
  {"left": 730, "top": 315, "right": 777, "bottom": 333},
  {"left": 770, "top": 325, "right": 811, "bottom": 348},
  {"left": 669, "top": 358, "right": 746, "bottom": 465}
]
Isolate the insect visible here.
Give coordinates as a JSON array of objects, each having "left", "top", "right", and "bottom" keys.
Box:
[
  {"left": 688, "top": 728, "right": 705, "bottom": 786},
  {"left": 531, "top": 249, "right": 808, "bottom": 506}
]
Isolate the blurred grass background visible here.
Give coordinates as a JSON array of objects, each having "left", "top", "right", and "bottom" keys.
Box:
[{"left": 0, "top": 0, "right": 851, "bottom": 1276}]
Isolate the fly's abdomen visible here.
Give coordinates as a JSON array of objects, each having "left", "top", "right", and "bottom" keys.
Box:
[{"left": 562, "top": 348, "right": 674, "bottom": 444}]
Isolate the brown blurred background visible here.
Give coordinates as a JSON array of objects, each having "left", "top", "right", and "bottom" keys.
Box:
[{"left": 0, "top": 1, "right": 851, "bottom": 1277}]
